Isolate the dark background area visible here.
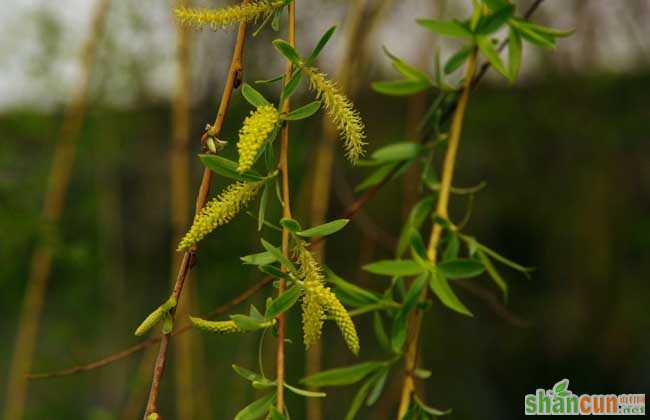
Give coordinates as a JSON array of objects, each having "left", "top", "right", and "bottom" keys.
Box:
[{"left": 1, "top": 0, "right": 649, "bottom": 419}]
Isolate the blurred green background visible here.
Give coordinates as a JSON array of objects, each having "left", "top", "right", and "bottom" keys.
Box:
[{"left": 1, "top": 0, "right": 649, "bottom": 419}]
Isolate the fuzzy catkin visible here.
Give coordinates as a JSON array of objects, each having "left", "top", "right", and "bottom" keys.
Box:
[
  {"left": 303, "top": 66, "right": 366, "bottom": 165},
  {"left": 189, "top": 317, "right": 244, "bottom": 334},
  {"left": 134, "top": 297, "right": 177, "bottom": 336},
  {"left": 174, "top": 1, "right": 282, "bottom": 30},
  {"left": 177, "top": 181, "right": 262, "bottom": 251},
  {"left": 237, "top": 105, "right": 279, "bottom": 173},
  {"left": 295, "top": 243, "right": 360, "bottom": 355}
]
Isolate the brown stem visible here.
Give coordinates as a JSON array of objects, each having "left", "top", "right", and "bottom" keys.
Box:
[
  {"left": 142, "top": 4, "right": 249, "bottom": 417},
  {"left": 276, "top": 0, "right": 296, "bottom": 411},
  {"left": 2, "top": 1, "right": 111, "bottom": 419},
  {"left": 169, "top": 1, "right": 201, "bottom": 418},
  {"left": 397, "top": 51, "right": 477, "bottom": 419}
]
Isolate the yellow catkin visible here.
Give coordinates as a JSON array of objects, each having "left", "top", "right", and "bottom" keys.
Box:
[
  {"left": 295, "top": 243, "right": 360, "bottom": 355},
  {"left": 174, "top": 1, "right": 283, "bottom": 30},
  {"left": 303, "top": 66, "right": 366, "bottom": 165},
  {"left": 189, "top": 317, "right": 244, "bottom": 334},
  {"left": 237, "top": 105, "right": 279, "bottom": 173},
  {"left": 177, "top": 181, "right": 262, "bottom": 251},
  {"left": 134, "top": 297, "right": 177, "bottom": 336}
]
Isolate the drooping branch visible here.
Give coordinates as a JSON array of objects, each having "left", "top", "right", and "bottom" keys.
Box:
[
  {"left": 397, "top": 49, "right": 478, "bottom": 419},
  {"left": 276, "top": 0, "right": 296, "bottom": 411},
  {"left": 142, "top": 2, "right": 250, "bottom": 417}
]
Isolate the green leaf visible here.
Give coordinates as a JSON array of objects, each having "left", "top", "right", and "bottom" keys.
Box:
[
  {"left": 476, "top": 4, "right": 514, "bottom": 35},
  {"left": 267, "top": 406, "right": 285, "bottom": 420},
  {"left": 259, "top": 264, "right": 286, "bottom": 279},
  {"left": 261, "top": 239, "right": 296, "bottom": 273},
  {"left": 508, "top": 26, "right": 523, "bottom": 81},
  {"left": 199, "top": 155, "right": 263, "bottom": 182},
  {"left": 283, "top": 101, "right": 321, "bottom": 120},
  {"left": 266, "top": 284, "right": 302, "bottom": 319},
  {"left": 232, "top": 364, "right": 271, "bottom": 384},
  {"left": 408, "top": 228, "right": 427, "bottom": 261},
  {"left": 414, "top": 368, "right": 432, "bottom": 379},
  {"left": 344, "top": 372, "right": 377, "bottom": 420},
  {"left": 234, "top": 392, "right": 276, "bottom": 420},
  {"left": 355, "top": 163, "right": 398, "bottom": 192},
  {"left": 437, "top": 259, "right": 485, "bottom": 279},
  {"left": 241, "top": 83, "right": 271, "bottom": 107},
  {"left": 371, "top": 79, "right": 431, "bottom": 96},
  {"left": 366, "top": 368, "right": 389, "bottom": 406},
  {"left": 258, "top": 182, "right": 270, "bottom": 231},
  {"left": 297, "top": 219, "right": 349, "bottom": 238},
  {"left": 302, "top": 361, "right": 386, "bottom": 387},
  {"left": 241, "top": 251, "right": 276, "bottom": 266},
  {"left": 444, "top": 46, "right": 473, "bottom": 74},
  {"left": 414, "top": 394, "right": 452, "bottom": 416},
  {"left": 392, "top": 272, "right": 427, "bottom": 352},
  {"left": 416, "top": 18, "right": 473, "bottom": 38},
  {"left": 371, "top": 142, "right": 423, "bottom": 163},
  {"left": 327, "top": 268, "right": 380, "bottom": 307},
  {"left": 515, "top": 19, "right": 575, "bottom": 38},
  {"left": 382, "top": 47, "right": 431, "bottom": 83},
  {"left": 272, "top": 39, "right": 301, "bottom": 64},
  {"left": 284, "top": 383, "right": 326, "bottom": 398},
  {"left": 476, "top": 35, "right": 510, "bottom": 80},
  {"left": 469, "top": 237, "right": 534, "bottom": 276},
  {"left": 363, "top": 260, "right": 425, "bottom": 277},
  {"left": 373, "top": 312, "right": 391, "bottom": 353},
  {"left": 510, "top": 20, "right": 556, "bottom": 49},
  {"left": 307, "top": 26, "right": 337, "bottom": 64},
  {"left": 230, "top": 314, "right": 268, "bottom": 331},
  {"left": 429, "top": 270, "right": 473, "bottom": 316},
  {"left": 442, "top": 232, "right": 460, "bottom": 262},
  {"left": 477, "top": 250, "right": 508, "bottom": 301},
  {"left": 281, "top": 69, "right": 303, "bottom": 101},
  {"left": 279, "top": 217, "right": 301, "bottom": 232}
]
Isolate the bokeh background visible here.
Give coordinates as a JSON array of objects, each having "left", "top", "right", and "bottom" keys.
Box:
[{"left": 1, "top": 0, "right": 649, "bottom": 419}]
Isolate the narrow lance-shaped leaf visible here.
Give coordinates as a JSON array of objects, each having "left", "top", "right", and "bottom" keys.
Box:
[
  {"left": 234, "top": 392, "right": 276, "bottom": 420},
  {"left": 241, "top": 83, "right": 270, "bottom": 107},
  {"left": 307, "top": 26, "right": 337, "bottom": 64},
  {"left": 302, "top": 361, "right": 386, "bottom": 387},
  {"left": 416, "top": 18, "right": 473, "bottom": 38},
  {"left": 297, "top": 219, "right": 349, "bottom": 237},
  {"left": 437, "top": 259, "right": 485, "bottom": 279},
  {"left": 266, "top": 284, "right": 302, "bottom": 319},
  {"left": 476, "top": 35, "right": 510, "bottom": 80},
  {"left": 508, "top": 26, "right": 523, "bottom": 81},
  {"left": 283, "top": 101, "right": 321, "bottom": 120},
  {"left": 429, "top": 270, "right": 473, "bottom": 316},
  {"left": 372, "top": 79, "right": 431, "bottom": 96},
  {"left": 363, "top": 259, "right": 425, "bottom": 277}
]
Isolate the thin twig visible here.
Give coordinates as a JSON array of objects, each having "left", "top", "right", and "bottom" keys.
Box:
[
  {"left": 397, "top": 50, "right": 478, "bottom": 419},
  {"left": 276, "top": 0, "right": 296, "bottom": 411},
  {"left": 141, "top": 3, "right": 250, "bottom": 417}
]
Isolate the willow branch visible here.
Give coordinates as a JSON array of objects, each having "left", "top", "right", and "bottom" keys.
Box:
[
  {"left": 397, "top": 50, "right": 478, "bottom": 419},
  {"left": 276, "top": 0, "right": 296, "bottom": 411},
  {"left": 142, "top": 4, "right": 249, "bottom": 417},
  {"left": 3, "top": 1, "right": 112, "bottom": 419}
]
